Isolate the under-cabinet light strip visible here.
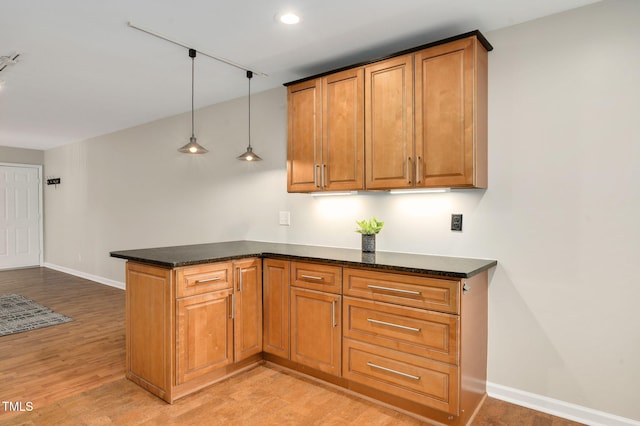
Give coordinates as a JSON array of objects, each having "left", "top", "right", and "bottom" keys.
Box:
[{"left": 389, "top": 188, "right": 450, "bottom": 194}]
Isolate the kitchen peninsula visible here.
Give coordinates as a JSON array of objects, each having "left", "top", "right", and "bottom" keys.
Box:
[{"left": 111, "top": 241, "right": 496, "bottom": 425}]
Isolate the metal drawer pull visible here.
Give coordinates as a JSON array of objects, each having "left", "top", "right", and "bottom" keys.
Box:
[
  {"left": 367, "top": 318, "right": 421, "bottom": 332},
  {"left": 367, "top": 284, "right": 421, "bottom": 295},
  {"left": 367, "top": 362, "right": 420, "bottom": 380},
  {"left": 301, "top": 274, "right": 324, "bottom": 281},
  {"left": 196, "top": 277, "right": 222, "bottom": 284}
]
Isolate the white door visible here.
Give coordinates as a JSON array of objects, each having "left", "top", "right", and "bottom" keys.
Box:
[{"left": 0, "top": 165, "right": 42, "bottom": 269}]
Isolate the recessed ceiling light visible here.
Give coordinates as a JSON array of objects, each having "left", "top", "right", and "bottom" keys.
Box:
[{"left": 278, "top": 12, "right": 301, "bottom": 25}]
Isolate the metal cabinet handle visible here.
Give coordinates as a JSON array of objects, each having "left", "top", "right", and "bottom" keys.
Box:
[
  {"left": 367, "top": 362, "right": 420, "bottom": 380},
  {"left": 229, "top": 294, "right": 235, "bottom": 319},
  {"left": 322, "top": 164, "right": 327, "bottom": 188},
  {"left": 238, "top": 269, "right": 243, "bottom": 292},
  {"left": 331, "top": 300, "right": 337, "bottom": 327},
  {"left": 301, "top": 274, "right": 324, "bottom": 281},
  {"left": 367, "top": 284, "right": 421, "bottom": 295},
  {"left": 367, "top": 318, "right": 421, "bottom": 332},
  {"left": 406, "top": 157, "right": 412, "bottom": 184},
  {"left": 416, "top": 156, "right": 422, "bottom": 184},
  {"left": 314, "top": 164, "right": 321, "bottom": 188},
  {"left": 196, "top": 277, "right": 222, "bottom": 284}
]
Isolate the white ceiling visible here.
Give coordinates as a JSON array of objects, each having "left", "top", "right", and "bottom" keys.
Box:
[{"left": 0, "top": 0, "right": 600, "bottom": 150}]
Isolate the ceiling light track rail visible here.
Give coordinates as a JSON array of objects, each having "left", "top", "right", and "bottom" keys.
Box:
[
  {"left": 0, "top": 52, "right": 20, "bottom": 73},
  {"left": 127, "top": 21, "right": 268, "bottom": 77}
]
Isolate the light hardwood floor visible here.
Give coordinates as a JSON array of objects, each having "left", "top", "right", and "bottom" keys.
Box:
[{"left": 0, "top": 267, "right": 583, "bottom": 425}]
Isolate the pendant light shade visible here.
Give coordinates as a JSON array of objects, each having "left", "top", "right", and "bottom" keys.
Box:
[
  {"left": 237, "top": 70, "right": 262, "bottom": 161},
  {"left": 178, "top": 49, "right": 208, "bottom": 154},
  {"left": 178, "top": 136, "right": 208, "bottom": 154}
]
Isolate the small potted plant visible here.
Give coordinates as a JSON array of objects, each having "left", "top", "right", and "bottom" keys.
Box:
[{"left": 356, "top": 217, "right": 384, "bottom": 253}]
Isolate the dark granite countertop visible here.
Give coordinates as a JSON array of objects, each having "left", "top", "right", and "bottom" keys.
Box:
[{"left": 110, "top": 240, "right": 496, "bottom": 279}]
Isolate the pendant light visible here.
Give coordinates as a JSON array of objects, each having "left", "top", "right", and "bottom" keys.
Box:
[
  {"left": 178, "top": 49, "right": 208, "bottom": 154},
  {"left": 237, "top": 70, "right": 262, "bottom": 161}
]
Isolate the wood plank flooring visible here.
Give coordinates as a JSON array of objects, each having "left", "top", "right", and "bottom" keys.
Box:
[{"left": 0, "top": 267, "right": 583, "bottom": 425}]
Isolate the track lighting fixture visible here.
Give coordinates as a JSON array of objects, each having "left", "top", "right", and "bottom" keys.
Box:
[
  {"left": 178, "top": 49, "right": 208, "bottom": 154},
  {"left": 237, "top": 70, "right": 262, "bottom": 161}
]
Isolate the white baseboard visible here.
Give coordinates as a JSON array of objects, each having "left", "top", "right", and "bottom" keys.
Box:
[
  {"left": 42, "top": 263, "right": 125, "bottom": 290},
  {"left": 487, "top": 382, "right": 640, "bottom": 426}
]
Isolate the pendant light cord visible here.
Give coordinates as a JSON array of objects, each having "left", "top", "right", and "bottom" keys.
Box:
[
  {"left": 248, "top": 71, "right": 252, "bottom": 148},
  {"left": 190, "top": 49, "right": 196, "bottom": 138}
]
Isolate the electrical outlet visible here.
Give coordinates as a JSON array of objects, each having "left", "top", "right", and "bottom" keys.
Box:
[{"left": 451, "top": 214, "right": 463, "bottom": 231}]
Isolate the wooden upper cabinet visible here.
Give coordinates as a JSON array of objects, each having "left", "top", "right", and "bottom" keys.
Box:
[
  {"left": 365, "top": 54, "right": 414, "bottom": 190},
  {"left": 287, "top": 68, "right": 364, "bottom": 192},
  {"left": 286, "top": 32, "right": 490, "bottom": 192},
  {"left": 322, "top": 68, "right": 364, "bottom": 191},
  {"left": 414, "top": 37, "right": 488, "bottom": 188},
  {"left": 287, "top": 79, "right": 321, "bottom": 192}
]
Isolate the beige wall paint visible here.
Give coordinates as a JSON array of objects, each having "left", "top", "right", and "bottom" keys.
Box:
[
  {"left": 0, "top": 146, "right": 44, "bottom": 165},
  {"left": 43, "top": 0, "right": 640, "bottom": 421}
]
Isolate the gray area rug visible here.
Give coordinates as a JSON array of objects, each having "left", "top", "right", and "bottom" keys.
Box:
[{"left": 0, "top": 294, "right": 72, "bottom": 337}]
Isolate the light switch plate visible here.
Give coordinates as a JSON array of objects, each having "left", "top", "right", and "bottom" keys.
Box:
[{"left": 279, "top": 211, "right": 291, "bottom": 226}]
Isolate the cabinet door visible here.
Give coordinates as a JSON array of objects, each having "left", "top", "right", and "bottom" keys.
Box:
[
  {"left": 233, "top": 258, "right": 262, "bottom": 362},
  {"left": 263, "top": 259, "right": 290, "bottom": 359},
  {"left": 322, "top": 68, "right": 364, "bottom": 191},
  {"left": 365, "top": 54, "right": 414, "bottom": 189},
  {"left": 290, "top": 287, "right": 341, "bottom": 376},
  {"left": 415, "top": 37, "right": 487, "bottom": 188},
  {"left": 176, "top": 290, "right": 233, "bottom": 384},
  {"left": 287, "top": 79, "right": 322, "bottom": 192}
]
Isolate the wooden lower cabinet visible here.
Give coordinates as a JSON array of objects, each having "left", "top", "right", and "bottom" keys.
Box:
[
  {"left": 125, "top": 257, "right": 488, "bottom": 424},
  {"left": 343, "top": 338, "right": 458, "bottom": 414},
  {"left": 125, "top": 259, "right": 262, "bottom": 403},
  {"left": 341, "top": 267, "right": 488, "bottom": 425},
  {"left": 126, "top": 262, "right": 172, "bottom": 399},
  {"left": 176, "top": 289, "right": 233, "bottom": 384},
  {"left": 290, "top": 286, "right": 341, "bottom": 376},
  {"left": 342, "top": 296, "right": 459, "bottom": 364},
  {"left": 263, "top": 258, "right": 290, "bottom": 358},
  {"left": 233, "top": 258, "right": 262, "bottom": 362}
]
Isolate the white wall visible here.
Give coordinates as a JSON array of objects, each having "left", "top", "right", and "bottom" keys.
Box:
[
  {"left": 43, "top": 0, "right": 640, "bottom": 421},
  {"left": 0, "top": 145, "right": 44, "bottom": 165}
]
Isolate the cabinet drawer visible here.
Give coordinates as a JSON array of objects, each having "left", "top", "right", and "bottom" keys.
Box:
[
  {"left": 343, "top": 339, "right": 458, "bottom": 415},
  {"left": 175, "top": 262, "right": 233, "bottom": 298},
  {"left": 343, "top": 268, "right": 459, "bottom": 314},
  {"left": 291, "top": 262, "right": 342, "bottom": 294},
  {"left": 343, "top": 297, "right": 458, "bottom": 365}
]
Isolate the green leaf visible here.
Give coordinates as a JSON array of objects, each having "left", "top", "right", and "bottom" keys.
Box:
[{"left": 355, "top": 216, "right": 384, "bottom": 235}]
